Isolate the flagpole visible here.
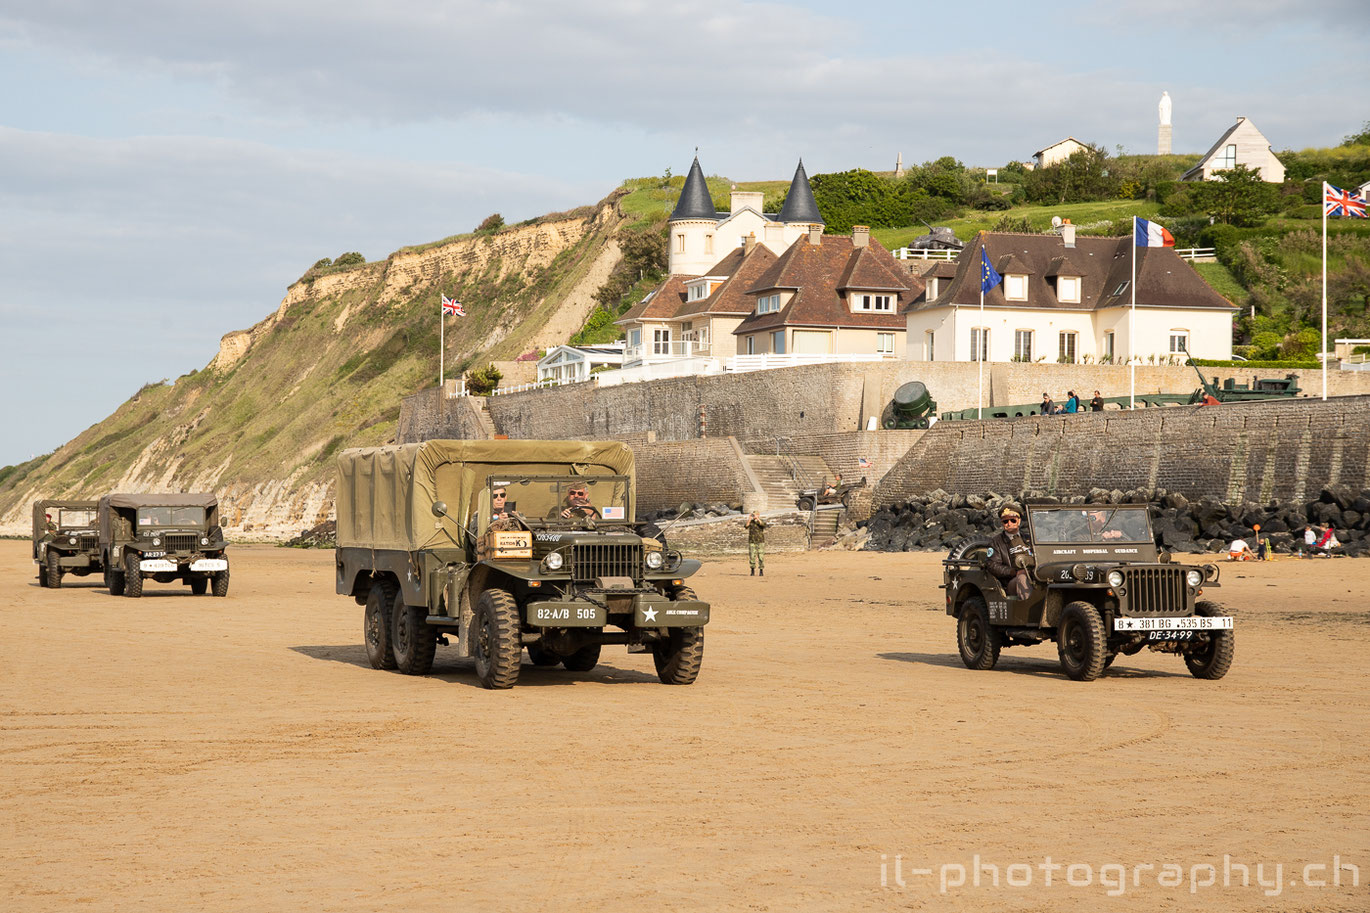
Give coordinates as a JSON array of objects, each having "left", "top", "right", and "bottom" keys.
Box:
[
  {"left": 439, "top": 293, "right": 445, "bottom": 391},
  {"left": 978, "top": 281, "right": 984, "bottom": 421},
  {"left": 1322, "top": 181, "right": 1328, "bottom": 401},
  {"left": 1130, "top": 217, "right": 1137, "bottom": 410}
]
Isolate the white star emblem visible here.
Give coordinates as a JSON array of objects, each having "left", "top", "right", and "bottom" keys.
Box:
[{"left": 642, "top": 607, "right": 658, "bottom": 622}]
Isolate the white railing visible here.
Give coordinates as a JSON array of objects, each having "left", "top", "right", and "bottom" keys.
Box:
[
  {"left": 442, "top": 378, "right": 468, "bottom": 398},
  {"left": 624, "top": 339, "right": 714, "bottom": 362},
  {"left": 1340, "top": 355, "right": 1370, "bottom": 371},
  {"left": 893, "top": 248, "right": 959, "bottom": 261},
  {"left": 727, "top": 353, "right": 899, "bottom": 373},
  {"left": 1176, "top": 247, "right": 1217, "bottom": 261},
  {"left": 490, "top": 377, "right": 592, "bottom": 396},
  {"left": 595, "top": 356, "right": 723, "bottom": 387}
]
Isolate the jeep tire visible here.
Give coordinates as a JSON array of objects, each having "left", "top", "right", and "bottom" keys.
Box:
[
  {"left": 653, "top": 585, "right": 704, "bottom": 684},
  {"left": 473, "top": 588, "right": 521, "bottom": 690},
  {"left": 364, "top": 579, "right": 398, "bottom": 670},
  {"left": 124, "top": 552, "right": 144, "bottom": 598},
  {"left": 1183, "top": 601, "right": 1234, "bottom": 680},
  {"left": 190, "top": 577, "right": 208, "bottom": 596},
  {"left": 1056, "top": 600, "right": 1106, "bottom": 681},
  {"left": 211, "top": 567, "right": 230, "bottom": 598},
  {"left": 957, "top": 595, "right": 1002, "bottom": 670},
  {"left": 105, "top": 559, "right": 125, "bottom": 596},
  {"left": 391, "top": 591, "right": 438, "bottom": 675},
  {"left": 45, "top": 550, "right": 62, "bottom": 589}
]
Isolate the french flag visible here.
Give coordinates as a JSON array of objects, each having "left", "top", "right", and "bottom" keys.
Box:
[{"left": 1134, "top": 217, "right": 1175, "bottom": 248}]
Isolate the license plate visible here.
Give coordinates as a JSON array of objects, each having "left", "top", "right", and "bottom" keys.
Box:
[
  {"left": 1115, "top": 616, "right": 1233, "bottom": 631},
  {"left": 528, "top": 603, "right": 605, "bottom": 627},
  {"left": 190, "top": 559, "right": 228, "bottom": 572},
  {"left": 139, "top": 559, "right": 178, "bottom": 572}
]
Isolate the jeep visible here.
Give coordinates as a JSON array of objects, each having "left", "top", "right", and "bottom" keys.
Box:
[
  {"left": 98, "top": 493, "right": 230, "bottom": 597},
  {"left": 33, "top": 499, "right": 102, "bottom": 588}
]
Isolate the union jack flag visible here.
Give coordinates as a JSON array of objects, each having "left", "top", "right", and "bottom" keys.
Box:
[
  {"left": 441, "top": 295, "right": 465, "bottom": 316},
  {"left": 1324, "top": 183, "right": 1366, "bottom": 218}
]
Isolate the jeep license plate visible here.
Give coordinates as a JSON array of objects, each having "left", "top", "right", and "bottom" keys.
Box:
[
  {"left": 1114, "top": 616, "right": 1233, "bottom": 632},
  {"left": 190, "top": 558, "right": 228, "bottom": 572},
  {"left": 527, "top": 603, "right": 605, "bottom": 627}
]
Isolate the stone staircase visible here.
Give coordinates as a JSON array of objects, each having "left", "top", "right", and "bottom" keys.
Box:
[
  {"left": 809, "top": 507, "right": 843, "bottom": 543},
  {"left": 744, "top": 454, "right": 832, "bottom": 511},
  {"left": 467, "top": 396, "right": 497, "bottom": 439}
]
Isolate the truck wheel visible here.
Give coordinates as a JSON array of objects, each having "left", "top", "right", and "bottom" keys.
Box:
[
  {"left": 391, "top": 592, "right": 437, "bottom": 675},
  {"left": 1183, "top": 601, "right": 1234, "bottom": 680},
  {"left": 957, "top": 595, "right": 1002, "bottom": 670},
  {"left": 105, "top": 560, "right": 125, "bottom": 597},
  {"left": 474, "top": 589, "right": 521, "bottom": 689},
  {"left": 653, "top": 627, "right": 704, "bottom": 685},
  {"left": 526, "top": 644, "right": 561, "bottom": 666},
  {"left": 797, "top": 498, "right": 815, "bottom": 512},
  {"left": 364, "top": 580, "right": 398, "bottom": 670},
  {"left": 46, "top": 550, "right": 62, "bottom": 589},
  {"left": 124, "top": 552, "right": 144, "bottom": 598},
  {"left": 1056, "top": 601, "right": 1106, "bottom": 681},
  {"left": 211, "top": 568, "right": 230, "bottom": 597},
  {"left": 190, "top": 577, "right": 208, "bottom": 595},
  {"left": 562, "top": 643, "right": 601, "bottom": 672}
]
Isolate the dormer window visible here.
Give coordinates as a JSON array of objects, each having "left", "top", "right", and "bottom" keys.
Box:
[
  {"left": 756, "top": 293, "right": 782, "bottom": 315},
  {"left": 1004, "top": 275, "right": 1028, "bottom": 301},
  {"left": 1056, "top": 276, "right": 1081, "bottom": 304},
  {"left": 926, "top": 278, "right": 940, "bottom": 302},
  {"left": 856, "top": 294, "right": 893, "bottom": 312}
]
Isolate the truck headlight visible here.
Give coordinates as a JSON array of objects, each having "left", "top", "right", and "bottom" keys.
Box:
[
  {"left": 1107, "top": 570, "right": 1125, "bottom": 588},
  {"left": 152, "top": 537, "right": 161, "bottom": 546},
  {"left": 1186, "top": 569, "right": 1203, "bottom": 587},
  {"left": 201, "top": 537, "right": 209, "bottom": 546},
  {"left": 542, "top": 552, "right": 564, "bottom": 571},
  {"left": 69, "top": 537, "right": 77, "bottom": 545},
  {"left": 645, "top": 551, "right": 664, "bottom": 570}
]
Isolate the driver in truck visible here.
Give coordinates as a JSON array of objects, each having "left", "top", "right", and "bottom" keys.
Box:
[
  {"left": 555, "top": 484, "right": 599, "bottom": 519},
  {"left": 987, "top": 507, "right": 1035, "bottom": 600}
]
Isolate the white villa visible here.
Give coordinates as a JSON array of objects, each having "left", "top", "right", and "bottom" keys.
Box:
[
  {"left": 1182, "top": 116, "right": 1285, "bottom": 182},
  {"left": 904, "top": 224, "right": 1236, "bottom": 364},
  {"left": 536, "top": 344, "right": 625, "bottom": 384}
]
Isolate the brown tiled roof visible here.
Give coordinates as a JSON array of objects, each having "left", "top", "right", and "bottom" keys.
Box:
[
  {"left": 994, "top": 252, "right": 1034, "bottom": 275},
  {"left": 1044, "top": 254, "right": 1089, "bottom": 277},
  {"left": 925, "top": 261, "right": 960, "bottom": 279},
  {"left": 906, "top": 231, "right": 1236, "bottom": 314},
  {"left": 734, "top": 236, "right": 922, "bottom": 334},
  {"left": 617, "top": 275, "right": 688, "bottom": 323},
  {"left": 671, "top": 245, "right": 778, "bottom": 318}
]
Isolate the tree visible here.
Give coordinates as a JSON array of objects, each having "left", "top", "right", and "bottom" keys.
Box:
[
  {"left": 1192, "top": 164, "right": 1279, "bottom": 227},
  {"left": 1020, "top": 143, "right": 1117, "bottom": 204},
  {"left": 333, "top": 251, "right": 365, "bottom": 267},
  {"left": 465, "top": 363, "right": 503, "bottom": 395},
  {"left": 477, "top": 213, "right": 505, "bottom": 232},
  {"left": 1342, "top": 120, "right": 1370, "bottom": 147}
]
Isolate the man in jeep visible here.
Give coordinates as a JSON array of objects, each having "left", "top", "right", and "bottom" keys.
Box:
[
  {"left": 987, "top": 506, "right": 1034, "bottom": 599},
  {"left": 553, "top": 483, "right": 599, "bottom": 519}
]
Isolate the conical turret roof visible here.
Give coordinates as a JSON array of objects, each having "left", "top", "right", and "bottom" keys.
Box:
[
  {"left": 669, "top": 157, "right": 717, "bottom": 221},
  {"left": 777, "top": 159, "right": 823, "bottom": 224}
]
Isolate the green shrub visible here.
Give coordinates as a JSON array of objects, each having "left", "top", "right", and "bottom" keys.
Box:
[
  {"left": 477, "top": 213, "right": 505, "bottom": 232},
  {"left": 333, "top": 252, "right": 365, "bottom": 268},
  {"left": 465, "top": 363, "right": 503, "bottom": 394}
]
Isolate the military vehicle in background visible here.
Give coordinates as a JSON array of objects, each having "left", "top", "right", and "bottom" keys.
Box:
[
  {"left": 98, "top": 493, "right": 230, "bottom": 598},
  {"left": 795, "top": 476, "right": 867, "bottom": 511},
  {"left": 883, "top": 381, "right": 938, "bottom": 429},
  {"left": 941, "top": 502, "right": 1233, "bottom": 681},
  {"left": 908, "top": 221, "right": 964, "bottom": 252},
  {"left": 33, "top": 499, "right": 101, "bottom": 588},
  {"left": 334, "top": 440, "right": 710, "bottom": 689}
]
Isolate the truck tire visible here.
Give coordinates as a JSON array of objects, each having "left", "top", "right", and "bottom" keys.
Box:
[
  {"left": 526, "top": 644, "right": 561, "bottom": 666},
  {"left": 562, "top": 643, "right": 601, "bottom": 672},
  {"left": 1056, "top": 600, "right": 1106, "bottom": 681},
  {"left": 364, "top": 579, "right": 398, "bottom": 670},
  {"left": 1183, "top": 601, "right": 1234, "bottom": 680},
  {"left": 124, "top": 552, "right": 144, "bottom": 598},
  {"left": 391, "top": 592, "right": 437, "bottom": 675},
  {"left": 797, "top": 497, "right": 815, "bottom": 512},
  {"left": 105, "top": 559, "right": 125, "bottom": 596},
  {"left": 46, "top": 550, "right": 62, "bottom": 589},
  {"left": 653, "top": 585, "right": 703, "bottom": 684},
  {"left": 947, "top": 537, "right": 992, "bottom": 563},
  {"left": 474, "top": 589, "right": 521, "bottom": 690},
  {"left": 211, "top": 567, "right": 230, "bottom": 598},
  {"left": 190, "top": 577, "right": 208, "bottom": 595},
  {"left": 956, "top": 595, "right": 1002, "bottom": 670}
]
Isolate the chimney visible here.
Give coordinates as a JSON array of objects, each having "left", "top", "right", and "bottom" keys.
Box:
[
  {"left": 1061, "top": 219, "right": 1075, "bottom": 249},
  {"left": 731, "top": 190, "right": 764, "bottom": 215},
  {"left": 808, "top": 225, "right": 823, "bottom": 246},
  {"left": 852, "top": 225, "right": 870, "bottom": 249},
  {"left": 743, "top": 232, "right": 757, "bottom": 256}
]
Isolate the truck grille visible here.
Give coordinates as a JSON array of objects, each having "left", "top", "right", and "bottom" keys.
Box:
[
  {"left": 571, "top": 543, "right": 642, "bottom": 582},
  {"left": 1122, "top": 566, "right": 1188, "bottom": 615},
  {"left": 164, "top": 534, "right": 200, "bottom": 552},
  {"left": 78, "top": 534, "right": 98, "bottom": 552}
]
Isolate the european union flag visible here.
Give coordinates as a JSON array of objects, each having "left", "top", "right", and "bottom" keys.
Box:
[{"left": 980, "top": 248, "right": 1002, "bottom": 294}]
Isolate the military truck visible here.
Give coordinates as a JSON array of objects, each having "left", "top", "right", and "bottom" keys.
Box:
[
  {"left": 98, "top": 493, "right": 230, "bottom": 598},
  {"left": 941, "top": 502, "right": 1233, "bottom": 681},
  {"left": 33, "top": 499, "right": 102, "bottom": 588},
  {"left": 334, "top": 440, "right": 710, "bottom": 689}
]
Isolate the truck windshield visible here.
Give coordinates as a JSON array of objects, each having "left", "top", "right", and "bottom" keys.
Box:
[
  {"left": 58, "top": 509, "right": 97, "bottom": 528},
  {"left": 483, "top": 476, "right": 630, "bottom": 524},
  {"left": 137, "top": 506, "right": 206, "bottom": 528},
  {"left": 1029, "top": 508, "right": 1152, "bottom": 544}
]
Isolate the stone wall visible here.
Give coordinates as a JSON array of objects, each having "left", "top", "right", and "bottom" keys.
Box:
[
  {"left": 874, "top": 395, "right": 1370, "bottom": 507},
  {"left": 396, "top": 388, "right": 489, "bottom": 443},
  {"left": 666, "top": 513, "right": 811, "bottom": 555},
  {"left": 635, "top": 438, "right": 757, "bottom": 514}
]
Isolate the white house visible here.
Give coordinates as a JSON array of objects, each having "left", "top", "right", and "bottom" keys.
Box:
[
  {"left": 536, "top": 344, "right": 625, "bottom": 384},
  {"left": 1182, "top": 116, "right": 1286, "bottom": 182},
  {"left": 904, "top": 225, "right": 1236, "bottom": 364},
  {"left": 1031, "top": 137, "right": 1089, "bottom": 169}
]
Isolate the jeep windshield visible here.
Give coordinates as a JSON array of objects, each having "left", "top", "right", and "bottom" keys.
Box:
[
  {"left": 136, "top": 506, "right": 206, "bottom": 528},
  {"left": 1029, "top": 507, "right": 1152, "bottom": 544},
  {"left": 479, "top": 475, "right": 631, "bottom": 526},
  {"left": 58, "top": 509, "right": 97, "bottom": 528}
]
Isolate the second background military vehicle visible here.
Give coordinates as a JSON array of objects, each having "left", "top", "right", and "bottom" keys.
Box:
[
  {"left": 334, "top": 440, "right": 710, "bottom": 689},
  {"left": 942, "top": 502, "right": 1233, "bottom": 681},
  {"left": 98, "top": 493, "right": 230, "bottom": 597},
  {"left": 33, "top": 499, "right": 102, "bottom": 588}
]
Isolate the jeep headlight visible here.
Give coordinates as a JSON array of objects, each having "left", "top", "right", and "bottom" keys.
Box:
[
  {"left": 201, "top": 536, "right": 210, "bottom": 546},
  {"left": 152, "top": 537, "right": 161, "bottom": 546},
  {"left": 69, "top": 536, "right": 77, "bottom": 545},
  {"left": 1186, "top": 569, "right": 1204, "bottom": 587},
  {"left": 1107, "top": 570, "right": 1125, "bottom": 588},
  {"left": 542, "top": 552, "right": 564, "bottom": 572},
  {"left": 645, "top": 550, "right": 664, "bottom": 570}
]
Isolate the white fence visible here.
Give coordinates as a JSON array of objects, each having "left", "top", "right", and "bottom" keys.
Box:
[
  {"left": 728, "top": 352, "right": 898, "bottom": 373},
  {"left": 1176, "top": 247, "right": 1217, "bottom": 261},
  {"left": 892, "top": 248, "right": 959, "bottom": 261}
]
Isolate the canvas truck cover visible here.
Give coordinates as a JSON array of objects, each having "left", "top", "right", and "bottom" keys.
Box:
[
  {"left": 335, "top": 440, "right": 636, "bottom": 551},
  {"left": 33, "top": 499, "right": 98, "bottom": 540},
  {"left": 98, "top": 492, "right": 221, "bottom": 541}
]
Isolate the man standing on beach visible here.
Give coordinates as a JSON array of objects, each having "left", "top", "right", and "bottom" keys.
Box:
[{"left": 746, "top": 511, "right": 767, "bottom": 577}]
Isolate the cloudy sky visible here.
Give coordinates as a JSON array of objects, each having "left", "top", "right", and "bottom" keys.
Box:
[{"left": 2, "top": 0, "right": 1367, "bottom": 466}]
